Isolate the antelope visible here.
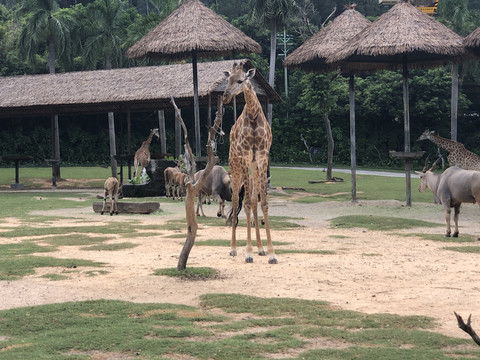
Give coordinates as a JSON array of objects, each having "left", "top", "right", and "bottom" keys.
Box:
[
  {"left": 416, "top": 157, "right": 480, "bottom": 238},
  {"left": 172, "top": 171, "right": 188, "bottom": 201},
  {"left": 101, "top": 177, "right": 120, "bottom": 216},
  {"left": 194, "top": 165, "right": 232, "bottom": 218},
  {"left": 163, "top": 160, "right": 181, "bottom": 197}
]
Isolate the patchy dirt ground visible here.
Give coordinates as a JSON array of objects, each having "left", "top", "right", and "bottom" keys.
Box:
[{"left": 2, "top": 188, "right": 480, "bottom": 341}]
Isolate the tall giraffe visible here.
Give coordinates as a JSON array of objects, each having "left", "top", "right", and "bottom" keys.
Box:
[
  {"left": 418, "top": 129, "right": 480, "bottom": 171},
  {"left": 222, "top": 61, "right": 277, "bottom": 264},
  {"left": 133, "top": 128, "right": 160, "bottom": 177}
]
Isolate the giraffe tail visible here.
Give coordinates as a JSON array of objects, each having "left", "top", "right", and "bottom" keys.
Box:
[{"left": 225, "top": 185, "right": 244, "bottom": 227}]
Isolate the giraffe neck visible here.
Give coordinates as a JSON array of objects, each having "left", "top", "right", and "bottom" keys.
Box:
[
  {"left": 243, "top": 81, "right": 262, "bottom": 120},
  {"left": 429, "top": 134, "right": 460, "bottom": 152},
  {"left": 143, "top": 131, "right": 155, "bottom": 148}
]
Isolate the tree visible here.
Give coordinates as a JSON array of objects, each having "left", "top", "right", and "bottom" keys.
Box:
[
  {"left": 82, "top": 0, "right": 137, "bottom": 177},
  {"left": 83, "top": 0, "right": 135, "bottom": 70},
  {"left": 249, "top": 0, "right": 297, "bottom": 124},
  {"left": 18, "top": 0, "right": 74, "bottom": 74},
  {"left": 18, "top": 0, "right": 76, "bottom": 181}
]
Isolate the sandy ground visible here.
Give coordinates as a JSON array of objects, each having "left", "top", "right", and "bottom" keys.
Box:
[{"left": 2, "top": 189, "right": 480, "bottom": 341}]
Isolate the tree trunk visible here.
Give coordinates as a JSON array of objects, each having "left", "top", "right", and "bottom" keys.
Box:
[
  {"left": 324, "top": 112, "right": 334, "bottom": 180},
  {"left": 48, "top": 39, "right": 61, "bottom": 180},
  {"left": 173, "top": 96, "right": 224, "bottom": 271},
  {"left": 267, "top": 19, "right": 277, "bottom": 126},
  {"left": 48, "top": 39, "right": 55, "bottom": 74},
  {"left": 451, "top": 64, "right": 459, "bottom": 141},
  {"left": 108, "top": 112, "right": 117, "bottom": 178},
  {"left": 158, "top": 110, "right": 167, "bottom": 154}
]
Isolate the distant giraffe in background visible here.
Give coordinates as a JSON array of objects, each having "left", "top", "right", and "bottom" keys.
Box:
[
  {"left": 418, "top": 129, "right": 480, "bottom": 171},
  {"left": 133, "top": 128, "right": 160, "bottom": 177}
]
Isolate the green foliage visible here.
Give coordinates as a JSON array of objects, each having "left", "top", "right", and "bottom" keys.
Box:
[{"left": 0, "top": 0, "right": 478, "bottom": 168}]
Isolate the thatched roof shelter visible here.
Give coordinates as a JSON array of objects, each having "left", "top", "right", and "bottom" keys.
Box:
[
  {"left": 0, "top": 59, "right": 280, "bottom": 118},
  {"left": 327, "top": 0, "right": 466, "bottom": 71},
  {"left": 465, "top": 26, "right": 480, "bottom": 56},
  {"left": 326, "top": 0, "right": 466, "bottom": 207},
  {"left": 125, "top": 0, "right": 262, "bottom": 156},
  {"left": 284, "top": 5, "right": 371, "bottom": 73},
  {"left": 284, "top": 5, "right": 371, "bottom": 203},
  {"left": 125, "top": 0, "right": 261, "bottom": 61}
]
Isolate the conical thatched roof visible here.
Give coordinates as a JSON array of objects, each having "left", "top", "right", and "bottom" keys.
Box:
[
  {"left": 327, "top": 0, "right": 466, "bottom": 71},
  {"left": 465, "top": 26, "right": 480, "bottom": 55},
  {"left": 125, "top": 0, "right": 261, "bottom": 61},
  {"left": 0, "top": 60, "right": 280, "bottom": 118},
  {"left": 284, "top": 5, "right": 371, "bottom": 72}
]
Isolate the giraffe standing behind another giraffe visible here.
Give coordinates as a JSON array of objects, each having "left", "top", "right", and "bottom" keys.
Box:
[
  {"left": 133, "top": 128, "right": 160, "bottom": 178},
  {"left": 418, "top": 129, "right": 480, "bottom": 171},
  {"left": 222, "top": 61, "right": 277, "bottom": 264}
]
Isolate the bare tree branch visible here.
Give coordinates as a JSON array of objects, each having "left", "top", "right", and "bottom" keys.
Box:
[
  {"left": 171, "top": 96, "right": 224, "bottom": 271},
  {"left": 454, "top": 312, "right": 480, "bottom": 346},
  {"left": 321, "top": 7, "right": 336, "bottom": 28}
]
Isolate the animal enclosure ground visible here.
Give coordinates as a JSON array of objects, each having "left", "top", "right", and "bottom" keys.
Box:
[{"left": 1, "top": 189, "right": 480, "bottom": 343}]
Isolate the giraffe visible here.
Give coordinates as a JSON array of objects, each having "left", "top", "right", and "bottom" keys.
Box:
[
  {"left": 133, "top": 128, "right": 160, "bottom": 177},
  {"left": 418, "top": 129, "right": 480, "bottom": 171},
  {"left": 222, "top": 61, "right": 277, "bottom": 264},
  {"left": 101, "top": 176, "right": 119, "bottom": 216}
]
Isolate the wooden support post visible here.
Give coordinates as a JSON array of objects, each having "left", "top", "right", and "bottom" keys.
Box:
[{"left": 158, "top": 110, "right": 167, "bottom": 154}]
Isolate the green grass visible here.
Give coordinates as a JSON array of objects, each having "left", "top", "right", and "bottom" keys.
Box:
[
  {"left": 195, "top": 239, "right": 291, "bottom": 247},
  {"left": 0, "top": 166, "right": 436, "bottom": 205},
  {"left": 0, "top": 166, "right": 111, "bottom": 189},
  {"left": 0, "top": 295, "right": 477, "bottom": 360},
  {"left": 154, "top": 267, "right": 220, "bottom": 280},
  {"left": 443, "top": 245, "right": 480, "bottom": 254},
  {"left": 330, "top": 215, "right": 443, "bottom": 231},
  {"left": 81, "top": 242, "right": 138, "bottom": 251},
  {"left": 269, "top": 168, "right": 435, "bottom": 203},
  {"left": 164, "top": 215, "right": 303, "bottom": 231},
  {"left": 401, "top": 233, "right": 476, "bottom": 243}
]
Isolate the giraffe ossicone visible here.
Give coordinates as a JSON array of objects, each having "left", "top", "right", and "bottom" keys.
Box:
[{"left": 223, "top": 61, "right": 277, "bottom": 264}]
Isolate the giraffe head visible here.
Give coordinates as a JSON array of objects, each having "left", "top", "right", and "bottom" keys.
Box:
[
  {"left": 417, "top": 129, "right": 434, "bottom": 141},
  {"left": 222, "top": 61, "right": 256, "bottom": 104},
  {"left": 151, "top": 128, "right": 160, "bottom": 139}
]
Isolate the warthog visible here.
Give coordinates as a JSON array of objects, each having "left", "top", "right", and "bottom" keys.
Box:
[{"left": 416, "top": 165, "right": 480, "bottom": 237}]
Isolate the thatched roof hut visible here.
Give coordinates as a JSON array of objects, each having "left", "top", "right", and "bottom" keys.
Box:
[
  {"left": 125, "top": 0, "right": 262, "bottom": 156},
  {"left": 284, "top": 5, "right": 371, "bottom": 72},
  {"left": 327, "top": 0, "right": 466, "bottom": 71},
  {"left": 0, "top": 59, "right": 280, "bottom": 118},
  {"left": 465, "top": 26, "right": 480, "bottom": 55},
  {"left": 125, "top": 0, "right": 261, "bottom": 61}
]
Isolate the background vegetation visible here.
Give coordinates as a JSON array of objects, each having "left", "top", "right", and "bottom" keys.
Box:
[{"left": 0, "top": 0, "right": 479, "bottom": 168}]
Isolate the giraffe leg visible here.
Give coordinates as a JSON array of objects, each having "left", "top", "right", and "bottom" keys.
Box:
[
  {"left": 259, "top": 162, "right": 276, "bottom": 264},
  {"left": 240, "top": 167, "right": 255, "bottom": 263},
  {"left": 230, "top": 177, "right": 241, "bottom": 257},
  {"left": 250, "top": 166, "right": 265, "bottom": 256}
]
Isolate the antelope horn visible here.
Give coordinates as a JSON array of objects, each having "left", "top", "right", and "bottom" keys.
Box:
[
  {"left": 422, "top": 154, "right": 430, "bottom": 173},
  {"left": 428, "top": 156, "right": 442, "bottom": 172}
]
